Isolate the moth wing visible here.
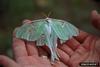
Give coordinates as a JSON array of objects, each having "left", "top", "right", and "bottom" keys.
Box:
[
  {"left": 50, "top": 19, "right": 69, "bottom": 40},
  {"left": 61, "top": 20, "right": 79, "bottom": 37},
  {"left": 52, "top": 19, "right": 79, "bottom": 44},
  {"left": 36, "top": 35, "right": 46, "bottom": 46},
  {"left": 29, "top": 20, "right": 45, "bottom": 41},
  {"left": 68, "top": 23, "right": 79, "bottom": 36},
  {"left": 15, "top": 24, "right": 33, "bottom": 41},
  {"left": 15, "top": 20, "right": 45, "bottom": 41}
]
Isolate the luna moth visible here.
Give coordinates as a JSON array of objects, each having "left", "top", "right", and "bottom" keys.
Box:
[{"left": 15, "top": 18, "right": 79, "bottom": 62}]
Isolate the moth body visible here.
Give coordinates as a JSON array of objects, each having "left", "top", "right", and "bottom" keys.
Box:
[{"left": 15, "top": 18, "right": 79, "bottom": 63}]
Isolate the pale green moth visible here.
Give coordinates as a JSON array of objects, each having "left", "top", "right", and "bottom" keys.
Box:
[{"left": 15, "top": 18, "right": 79, "bottom": 62}]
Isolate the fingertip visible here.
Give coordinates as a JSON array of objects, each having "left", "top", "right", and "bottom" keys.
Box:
[
  {"left": 91, "top": 10, "right": 98, "bottom": 16},
  {"left": 91, "top": 10, "right": 99, "bottom": 23},
  {"left": 0, "top": 55, "right": 8, "bottom": 65},
  {"left": 95, "top": 39, "right": 100, "bottom": 53},
  {"left": 0, "top": 55, "right": 19, "bottom": 67},
  {"left": 91, "top": 10, "right": 100, "bottom": 30}
]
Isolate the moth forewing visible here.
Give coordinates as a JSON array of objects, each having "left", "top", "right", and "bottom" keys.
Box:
[
  {"left": 15, "top": 24, "right": 32, "bottom": 40},
  {"left": 15, "top": 20, "right": 45, "bottom": 41},
  {"left": 29, "top": 21, "right": 45, "bottom": 41}
]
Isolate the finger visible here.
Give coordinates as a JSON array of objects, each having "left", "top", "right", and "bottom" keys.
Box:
[
  {"left": 57, "top": 48, "right": 70, "bottom": 65},
  {"left": 13, "top": 37, "right": 28, "bottom": 59},
  {"left": 75, "top": 45, "right": 88, "bottom": 55},
  {"left": 69, "top": 45, "right": 89, "bottom": 67},
  {"left": 82, "top": 35, "right": 96, "bottom": 51},
  {"left": 26, "top": 41, "right": 39, "bottom": 56},
  {"left": 0, "top": 55, "right": 20, "bottom": 67},
  {"left": 58, "top": 44, "right": 74, "bottom": 56},
  {"left": 91, "top": 10, "right": 100, "bottom": 30},
  {"left": 64, "top": 38, "right": 81, "bottom": 50},
  {"left": 74, "top": 30, "right": 89, "bottom": 43},
  {"left": 53, "top": 61, "right": 68, "bottom": 67}
]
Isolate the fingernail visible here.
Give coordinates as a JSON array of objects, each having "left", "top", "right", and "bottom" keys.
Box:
[{"left": 22, "top": 19, "right": 32, "bottom": 24}]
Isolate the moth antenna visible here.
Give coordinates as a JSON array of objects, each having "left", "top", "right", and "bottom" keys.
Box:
[
  {"left": 47, "top": 11, "right": 52, "bottom": 18},
  {"left": 41, "top": 12, "right": 48, "bottom": 18}
]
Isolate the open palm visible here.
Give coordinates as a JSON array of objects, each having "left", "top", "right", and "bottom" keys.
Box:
[
  {"left": 58, "top": 30, "right": 100, "bottom": 67},
  {"left": 0, "top": 36, "right": 68, "bottom": 67},
  {"left": 57, "top": 10, "right": 100, "bottom": 67},
  {"left": 0, "top": 10, "right": 100, "bottom": 67},
  {"left": 12, "top": 37, "right": 68, "bottom": 67}
]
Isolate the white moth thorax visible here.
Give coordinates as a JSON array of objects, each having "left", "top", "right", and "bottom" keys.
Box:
[
  {"left": 46, "top": 17, "right": 52, "bottom": 23},
  {"left": 45, "top": 18, "right": 51, "bottom": 35}
]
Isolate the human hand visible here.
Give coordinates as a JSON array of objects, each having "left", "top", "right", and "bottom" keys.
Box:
[
  {"left": 0, "top": 29, "right": 68, "bottom": 67},
  {"left": 0, "top": 10, "right": 100, "bottom": 67},
  {"left": 57, "top": 10, "right": 100, "bottom": 67}
]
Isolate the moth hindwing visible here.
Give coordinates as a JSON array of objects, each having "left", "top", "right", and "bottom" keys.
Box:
[{"left": 49, "top": 19, "right": 69, "bottom": 40}]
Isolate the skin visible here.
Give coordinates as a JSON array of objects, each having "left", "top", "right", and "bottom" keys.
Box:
[
  {"left": 58, "top": 10, "right": 100, "bottom": 67},
  {"left": 0, "top": 10, "right": 100, "bottom": 67}
]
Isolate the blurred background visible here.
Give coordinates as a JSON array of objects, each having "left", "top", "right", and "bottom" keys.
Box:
[{"left": 0, "top": 0, "right": 100, "bottom": 58}]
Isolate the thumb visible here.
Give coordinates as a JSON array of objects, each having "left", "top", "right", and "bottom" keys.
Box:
[
  {"left": 91, "top": 10, "right": 100, "bottom": 30},
  {"left": 0, "top": 55, "right": 20, "bottom": 67}
]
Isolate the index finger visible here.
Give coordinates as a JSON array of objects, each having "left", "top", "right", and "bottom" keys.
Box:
[
  {"left": 12, "top": 36, "right": 28, "bottom": 60},
  {"left": 91, "top": 10, "right": 100, "bottom": 30}
]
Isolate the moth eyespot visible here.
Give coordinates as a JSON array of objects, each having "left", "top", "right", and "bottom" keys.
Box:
[{"left": 28, "top": 29, "right": 32, "bottom": 33}]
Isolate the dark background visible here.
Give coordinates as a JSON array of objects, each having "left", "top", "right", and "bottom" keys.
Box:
[{"left": 0, "top": 0, "right": 100, "bottom": 58}]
